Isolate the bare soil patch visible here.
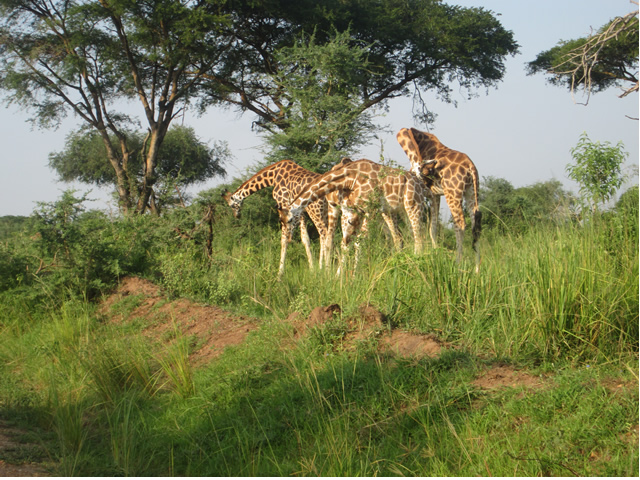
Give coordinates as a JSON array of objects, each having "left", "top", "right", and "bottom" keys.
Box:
[
  {"left": 472, "top": 364, "right": 547, "bottom": 391},
  {"left": 100, "top": 276, "right": 259, "bottom": 366},
  {"left": 0, "top": 422, "right": 49, "bottom": 477}
]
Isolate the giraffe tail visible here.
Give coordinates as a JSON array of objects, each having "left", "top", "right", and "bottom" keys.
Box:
[
  {"left": 472, "top": 208, "right": 482, "bottom": 252},
  {"left": 470, "top": 163, "right": 482, "bottom": 252}
]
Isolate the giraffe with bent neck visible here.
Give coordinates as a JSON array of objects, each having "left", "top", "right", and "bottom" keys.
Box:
[
  {"left": 396, "top": 127, "right": 482, "bottom": 270},
  {"left": 223, "top": 159, "right": 349, "bottom": 279},
  {"left": 285, "top": 159, "right": 427, "bottom": 274}
]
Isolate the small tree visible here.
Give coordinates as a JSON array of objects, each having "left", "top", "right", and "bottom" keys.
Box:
[
  {"left": 49, "top": 125, "right": 229, "bottom": 212},
  {"left": 567, "top": 133, "right": 628, "bottom": 211},
  {"left": 0, "top": 0, "right": 229, "bottom": 214},
  {"left": 264, "top": 31, "right": 379, "bottom": 172}
]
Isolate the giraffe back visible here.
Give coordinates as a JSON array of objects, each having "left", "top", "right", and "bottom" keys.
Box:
[
  {"left": 290, "top": 159, "right": 426, "bottom": 214},
  {"left": 398, "top": 128, "right": 480, "bottom": 209}
]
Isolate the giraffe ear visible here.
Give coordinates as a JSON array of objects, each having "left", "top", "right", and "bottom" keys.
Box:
[{"left": 406, "top": 128, "right": 423, "bottom": 160}]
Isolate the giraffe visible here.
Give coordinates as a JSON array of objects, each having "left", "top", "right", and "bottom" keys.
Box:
[
  {"left": 284, "top": 159, "right": 427, "bottom": 274},
  {"left": 222, "top": 159, "right": 349, "bottom": 279},
  {"left": 396, "top": 127, "right": 482, "bottom": 270}
]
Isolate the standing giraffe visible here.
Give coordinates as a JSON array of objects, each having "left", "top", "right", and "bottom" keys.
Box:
[
  {"left": 285, "top": 159, "right": 427, "bottom": 274},
  {"left": 223, "top": 159, "right": 348, "bottom": 279},
  {"left": 396, "top": 127, "right": 482, "bottom": 270}
]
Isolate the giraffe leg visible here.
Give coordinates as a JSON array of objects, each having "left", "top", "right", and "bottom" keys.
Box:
[
  {"left": 352, "top": 215, "right": 370, "bottom": 273},
  {"left": 318, "top": 233, "right": 326, "bottom": 270},
  {"left": 325, "top": 204, "right": 339, "bottom": 269},
  {"left": 429, "top": 195, "right": 440, "bottom": 248},
  {"left": 337, "top": 207, "right": 360, "bottom": 276},
  {"left": 299, "top": 216, "right": 314, "bottom": 270},
  {"left": 278, "top": 225, "right": 288, "bottom": 280},
  {"left": 463, "top": 187, "right": 482, "bottom": 273},
  {"left": 381, "top": 212, "right": 403, "bottom": 250},
  {"left": 405, "top": 202, "right": 424, "bottom": 255},
  {"left": 445, "top": 191, "right": 466, "bottom": 263}
]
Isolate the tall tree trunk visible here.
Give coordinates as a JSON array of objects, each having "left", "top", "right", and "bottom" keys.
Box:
[
  {"left": 136, "top": 127, "right": 164, "bottom": 214},
  {"left": 98, "top": 128, "right": 133, "bottom": 214}
]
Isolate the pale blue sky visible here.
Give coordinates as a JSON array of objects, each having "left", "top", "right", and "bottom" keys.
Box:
[{"left": 0, "top": 0, "right": 637, "bottom": 216}]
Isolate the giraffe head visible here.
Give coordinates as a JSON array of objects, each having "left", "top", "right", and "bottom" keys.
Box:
[
  {"left": 419, "top": 159, "right": 438, "bottom": 177},
  {"left": 222, "top": 189, "right": 243, "bottom": 218},
  {"left": 283, "top": 206, "right": 303, "bottom": 243}
]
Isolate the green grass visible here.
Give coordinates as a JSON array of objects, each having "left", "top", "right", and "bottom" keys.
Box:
[{"left": 0, "top": 211, "right": 637, "bottom": 476}]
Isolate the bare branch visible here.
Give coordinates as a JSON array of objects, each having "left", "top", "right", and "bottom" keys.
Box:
[{"left": 551, "top": 8, "right": 639, "bottom": 105}]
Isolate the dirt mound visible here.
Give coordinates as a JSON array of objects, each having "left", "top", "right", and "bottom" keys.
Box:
[
  {"left": 472, "top": 364, "right": 548, "bottom": 391},
  {"left": 102, "top": 279, "right": 455, "bottom": 364},
  {"left": 101, "top": 281, "right": 559, "bottom": 396},
  {"left": 101, "top": 276, "right": 259, "bottom": 366}
]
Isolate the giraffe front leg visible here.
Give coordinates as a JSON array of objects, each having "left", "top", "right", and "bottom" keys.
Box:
[
  {"left": 324, "top": 204, "right": 339, "bottom": 269},
  {"left": 407, "top": 206, "right": 424, "bottom": 255},
  {"left": 278, "top": 225, "right": 288, "bottom": 280}
]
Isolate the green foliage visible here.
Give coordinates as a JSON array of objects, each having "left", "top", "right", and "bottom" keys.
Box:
[
  {"left": 479, "top": 176, "right": 574, "bottom": 233},
  {"left": 0, "top": 0, "right": 230, "bottom": 213},
  {"left": 527, "top": 14, "right": 639, "bottom": 94},
  {"left": 0, "top": 180, "right": 638, "bottom": 476},
  {"left": 23, "top": 191, "right": 163, "bottom": 299},
  {"left": 567, "top": 133, "right": 628, "bottom": 210},
  {"left": 49, "top": 125, "right": 228, "bottom": 209},
  {"left": 201, "top": 0, "right": 518, "bottom": 127},
  {"left": 1, "top": 1, "right": 517, "bottom": 213},
  {"left": 265, "top": 30, "right": 378, "bottom": 172},
  {"left": 1, "top": 296, "right": 637, "bottom": 476}
]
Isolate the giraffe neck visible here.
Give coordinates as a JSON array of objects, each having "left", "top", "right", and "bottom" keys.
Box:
[{"left": 231, "top": 161, "right": 284, "bottom": 202}]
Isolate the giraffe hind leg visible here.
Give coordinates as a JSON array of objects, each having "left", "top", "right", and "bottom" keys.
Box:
[
  {"left": 444, "top": 191, "right": 466, "bottom": 263},
  {"left": 429, "top": 195, "right": 440, "bottom": 248},
  {"left": 299, "top": 216, "right": 315, "bottom": 270},
  {"left": 337, "top": 208, "right": 360, "bottom": 276},
  {"left": 381, "top": 212, "right": 403, "bottom": 251}
]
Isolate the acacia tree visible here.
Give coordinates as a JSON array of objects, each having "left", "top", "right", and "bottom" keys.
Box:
[
  {"left": 49, "top": 125, "right": 229, "bottom": 211},
  {"left": 201, "top": 0, "right": 519, "bottom": 131},
  {"left": 0, "top": 0, "right": 230, "bottom": 214},
  {"left": 263, "top": 31, "right": 379, "bottom": 173},
  {"left": 0, "top": 0, "right": 518, "bottom": 213},
  {"left": 527, "top": 7, "right": 638, "bottom": 106}
]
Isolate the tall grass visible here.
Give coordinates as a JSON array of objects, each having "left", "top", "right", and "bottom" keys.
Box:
[
  {"left": 0, "top": 202, "right": 637, "bottom": 476},
  {"left": 208, "top": 211, "right": 637, "bottom": 361}
]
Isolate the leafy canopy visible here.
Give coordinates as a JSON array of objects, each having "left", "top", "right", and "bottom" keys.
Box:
[
  {"left": 49, "top": 125, "right": 229, "bottom": 208},
  {"left": 0, "top": 0, "right": 518, "bottom": 211},
  {"left": 202, "top": 0, "right": 519, "bottom": 128},
  {"left": 0, "top": 0, "right": 231, "bottom": 213},
  {"left": 263, "top": 30, "right": 379, "bottom": 172}
]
